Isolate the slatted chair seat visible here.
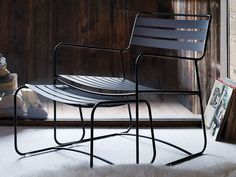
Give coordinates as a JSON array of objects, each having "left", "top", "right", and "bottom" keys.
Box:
[
  {"left": 58, "top": 75, "right": 156, "bottom": 94},
  {"left": 25, "top": 84, "right": 114, "bottom": 107}
]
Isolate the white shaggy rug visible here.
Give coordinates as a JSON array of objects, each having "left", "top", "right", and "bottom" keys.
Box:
[{"left": 17, "top": 163, "right": 236, "bottom": 177}]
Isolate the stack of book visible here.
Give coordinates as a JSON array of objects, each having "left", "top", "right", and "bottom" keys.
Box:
[
  {"left": 205, "top": 78, "right": 236, "bottom": 143},
  {"left": 0, "top": 54, "right": 47, "bottom": 119},
  {"left": 0, "top": 54, "right": 23, "bottom": 117}
]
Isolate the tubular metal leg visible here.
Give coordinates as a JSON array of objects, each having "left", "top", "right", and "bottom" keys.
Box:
[
  {"left": 142, "top": 100, "right": 156, "bottom": 163},
  {"left": 122, "top": 104, "right": 133, "bottom": 134},
  {"left": 119, "top": 100, "right": 195, "bottom": 163},
  {"left": 14, "top": 86, "right": 74, "bottom": 156},
  {"left": 195, "top": 61, "right": 207, "bottom": 154},
  {"left": 14, "top": 86, "right": 86, "bottom": 156},
  {"left": 90, "top": 104, "right": 96, "bottom": 168},
  {"left": 14, "top": 85, "right": 28, "bottom": 156},
  {"left": 89, "top": 100, "right": 156, "bottom": 167},
  {"left": 54, "top": 104, "right": 86, "bottom": 145},
  {"left": 136, "top": 99, "right": 139, "bottom": 164},
  {"left": 165, "top": 61, "right": 207, "bottom": 166},
  {"left": 78, "top": 107, "right": 86, "bottom": 141},
  {"left": 14, "top": 86, "right": 115, "bottom": 163}
]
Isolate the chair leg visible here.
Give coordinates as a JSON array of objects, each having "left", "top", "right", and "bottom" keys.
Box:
[
  {"left": 53, "top": 100, "right": 58, "bottom": 144},
  {"left": 165, "top": 60, "right": 207, "bottom": 166},
  {"left": 15, "top": 94, "right": 112, "bottom": 164},
  {"left": 122, "top": 104, "right": 133, "bottom": 134},
  {"left": 14, "top": 86, "right": 68, "bottom": 156},
  {"left": 14, "top": 85, "right": 28, "bottom": 156},
  {"left": 195, "top": 60, "right": 207, "bottom": 154},
  {"left": 136, "top": 100, "right": 139, "bottom": 164},
  {"left": 78, "top": 107, "right": 86, "bottom": 141},
  {"left": 90, "top": 103, "right": 97, "bottom": 168},
  {"left": 89, "top": 102, "right": 112, "bottom": 167},
  {"left": 14, "top": 86, "right": 87, "bottom": 156},
  {"left": 53, "top": 104, "right": 86, "bottom": 145},
  {"left": 199, "top": 94, "right": 207, "bottom": 153},
  {"left": 143, "top": 100, "right": 156, "bottom": 163},
  {"left": 89, "top": 100, "right": 156, "bottom": 167}
]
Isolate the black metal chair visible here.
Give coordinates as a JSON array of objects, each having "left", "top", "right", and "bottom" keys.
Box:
[{"left": 14, "top": 12, "right": 211, "bottom": 167}]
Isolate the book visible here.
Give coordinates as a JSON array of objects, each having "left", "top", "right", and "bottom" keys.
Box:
[
  {"left": 215, "top": 78, "right": 236, "bottom": 142},
  {"left": 204, "top": 79, "right": 234, "bottom": 139}
]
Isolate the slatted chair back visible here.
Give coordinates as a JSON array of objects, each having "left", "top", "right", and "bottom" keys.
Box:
[{"left": 130, "top": 12, "right": 211, "bottom": 60}]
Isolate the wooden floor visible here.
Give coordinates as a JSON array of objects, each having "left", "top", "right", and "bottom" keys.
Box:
[
  {"left": 45, "top": 96, "right": 200, "bottom": 120},
  {"left": 0, "top": 96, "right": 201, "bottom": 127}
]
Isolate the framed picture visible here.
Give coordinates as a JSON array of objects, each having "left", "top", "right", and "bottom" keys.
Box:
[{"left": 204, "top": 79, "right": 234, "bottom": 137}]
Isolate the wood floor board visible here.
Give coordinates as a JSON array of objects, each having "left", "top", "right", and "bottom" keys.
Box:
[{"left": 0, "top": 96, "right": 201, "bottom": 127}]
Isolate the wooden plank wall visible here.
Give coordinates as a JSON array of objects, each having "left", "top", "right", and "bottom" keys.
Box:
[
  {"left": 172, "top": 0, "right": 220, "bottom": 112},
  {"left": 0, "top": 0, "right": 220, "bottom": 110},
  {"left": 229, "top": 0, "right": 236, "bottom": 81}
]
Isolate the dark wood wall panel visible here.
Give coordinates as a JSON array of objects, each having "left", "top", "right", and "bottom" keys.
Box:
[
  {"left": 172, "top": 0, "right": 220, "bottom": 112},
  {"left": 0, "top": 0, "right": 220, "bottom": 109}
]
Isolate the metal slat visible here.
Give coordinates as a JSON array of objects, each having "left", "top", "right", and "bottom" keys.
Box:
[
  {"left": 81, "top": 76, "right": 126, "bottom": 89},
  {"left": 68, "top": 75, "right": 123, "bottom": 90},
  {"left": 92, "top": 76, "right": 141, "bottom": 89},
  {"left": 59, "top": 75, "right": 154, "bottom": 91},
  {"left": 26, "top": 84, "right": 83, "bottom": 105},
  {"left": 46, "top": 85, "right": 116, "bottom": 101},
  {"left": 37, "top": 85, "right": 97, "bottom": 104},
  {"left": 26, "top": 84, "right": 100, "bottom": 106},
  {"left": 83, "top": 76, "right": 154, "bottom": 91},
  {"left": 133, "top": 27, "right": 207, "bottom": 41},
  {"left": 95, "top": 76, "right": 154, "bottom": 91},
  {"left": 136, "top": 17, "right": 209, "bottom": 29},
  {"left": 86, "top": 76, "right": 135, "bottom": 90},
  {"left": 60, "top": 75, "right": 124, "bottom": 90},
  {"left": 60, "top": 75, "right": 103, "bottom": 89},
  {"left": 132, "top": 36, "right": 204, "bottom": 51},
  {"left": 70, "top": 75, "right": 131, "bottom": 90},
  {"left": 39, "top": 85, "right": 90, "bottom": 103},
  {"left": 44, "top": 85, "right": 105, "bottom": 103}
]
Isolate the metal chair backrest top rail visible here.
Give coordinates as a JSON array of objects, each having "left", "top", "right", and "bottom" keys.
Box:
[{"left": 130, "top": 12, "right": 211, "bottom": 60}]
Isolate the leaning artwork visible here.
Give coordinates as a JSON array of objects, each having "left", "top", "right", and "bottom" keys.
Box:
[{"left": 204, "top": 80, "right": 233, "bottom": 137}]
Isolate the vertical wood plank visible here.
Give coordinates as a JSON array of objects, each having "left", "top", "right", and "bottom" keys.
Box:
[
  {"left": 171, "top": 0, "right": 219, "bottom": 113},
  {"left": 229, "top": 0, "right": 236, "bottom": 82},
  {"left": 8, "top": 0, "right": 33, "bottom": 84}
]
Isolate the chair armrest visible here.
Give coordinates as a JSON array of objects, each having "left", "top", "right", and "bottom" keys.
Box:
[
  {"left": 53, "top": 42, "right": 130, "bottom": 83},
  {"left": 135, "top": 52, "right": 202, "bottom": 65},
  {"left": 53, "top": 42, "right": 130, "bottom": 54},
  {"left": 133, "top": 52, "right": 202, "bottom": 91}
]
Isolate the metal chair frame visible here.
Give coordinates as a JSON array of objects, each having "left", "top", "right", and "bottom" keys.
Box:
[{"left": 14, "top": 12, "right": 211, "bottom": 167}]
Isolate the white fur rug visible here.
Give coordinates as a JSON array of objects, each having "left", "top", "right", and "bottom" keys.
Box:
[{"left": 17, "top": 163, "right": 236, "bottom": 177}]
